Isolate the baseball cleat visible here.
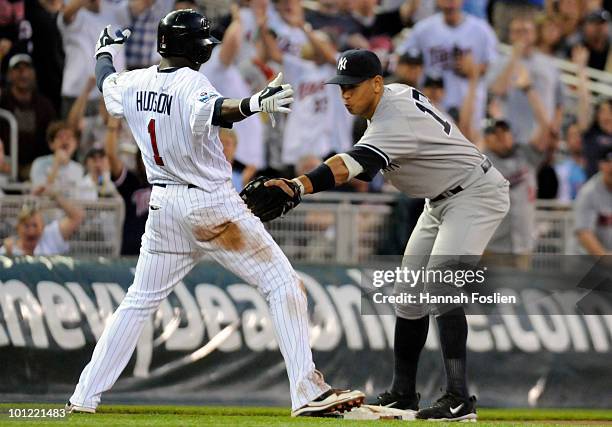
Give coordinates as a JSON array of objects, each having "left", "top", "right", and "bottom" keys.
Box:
[
  {"left": 416, "top": 392, "right": 477, "bottom": 422},
  {"left": 370, "top": 390, "right": 420, "bottom": 410},
  {"left": 65, "top": 401, "right": 96, "bottom": 414},
  {"left": 291, "top": 388, "right": 365, "bottom": 417}
]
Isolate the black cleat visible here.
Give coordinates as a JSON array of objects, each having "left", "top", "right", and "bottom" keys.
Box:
[
  {"left": 291, "top": 388, "right": 365, "bottom": 417},
  {"left": 416, "top": 392, "right": 477, "bottom": 422},
  {"left": 370, "top": 390, "right": 420, "bottom": 410}
]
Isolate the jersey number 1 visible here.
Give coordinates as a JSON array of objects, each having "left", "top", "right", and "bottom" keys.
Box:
[
  {"left": 411, "top": 89, "right": 452, "bottom": 136},
  {"left": 147, "top": 119, "right": 165, "bottom": 166}
]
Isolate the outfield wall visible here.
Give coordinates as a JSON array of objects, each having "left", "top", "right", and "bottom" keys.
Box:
[{"left": 0, "top": 257, "right": 610, "bottom": 408}]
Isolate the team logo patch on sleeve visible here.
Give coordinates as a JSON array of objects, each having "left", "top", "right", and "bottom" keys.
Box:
[{"left": 198, "top": 91, "right": 218, "bottom": 103}]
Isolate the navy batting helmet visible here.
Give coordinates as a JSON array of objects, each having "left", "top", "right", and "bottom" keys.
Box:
[{"left": 157, "top": 9, "right": 220, "bottom": 65}]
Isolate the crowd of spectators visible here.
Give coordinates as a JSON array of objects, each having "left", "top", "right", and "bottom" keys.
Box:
[{"left": 0, "top": 0, "right": 610, "bottom": 257}]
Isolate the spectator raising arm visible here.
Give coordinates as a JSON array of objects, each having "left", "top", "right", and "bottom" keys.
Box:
[
  {"left": 458, "top": 53, "right": 480, "bottom": 144},
  {"left": 67, "top": 76, "right": 97, "bottom": 133},
  {"left": 53, "top": 192, "right": 85, "bottom": 240},
  {"left": 572, "top": 45, "right": 593, "bottom": 132},
  {"left": 218, "top": 4, "right": 242, "bottom": 67},
  {"left": 258, "top": 14, "right": 283, "bottom": 64},
  {"left": 302, "top": 23, "right": 337, "bottom": 66},
  {"left": 61, "top": 0, "right": 89, "bottom": 25},
  {"left": 103, "top": 116, "right": 124, "bottom": 179},
  {"left": 490, "top": 40, "right": 526, "bottom": 97}
]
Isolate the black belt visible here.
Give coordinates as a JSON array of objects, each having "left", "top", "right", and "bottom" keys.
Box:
[
  {"left": 430, "top": 159, "right": 491, "bottom": 203},
  {"left": 153, "top": 183, "right": 198, "bottom": 189}
]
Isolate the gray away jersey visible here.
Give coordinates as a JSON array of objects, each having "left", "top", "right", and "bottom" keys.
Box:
[
  {"left": 353, "top": 84, "right": 484, "bottom": 198},
  {"left": 102, "top": 66, "right": 231, "bottom": 191},
  {"left": 574, "top": 173, "right": 612, "bottom": 251}
]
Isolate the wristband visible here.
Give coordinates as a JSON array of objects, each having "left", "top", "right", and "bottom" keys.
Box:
[
  {"left": 305, "top": 163, "right": 335, "bottom": 194},
  {"left": 239, "top": 98, "right": 255, "bottom": 117}
]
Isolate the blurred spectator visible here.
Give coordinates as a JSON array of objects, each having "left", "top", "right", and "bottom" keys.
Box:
[
  {"left": 583, "top": 99, "right": 612, "bottom": 177},
  {"left": 0, "top": 190, "right": 84, "bottom": 255},
  {"left": 555, "top": 121, "right": 587, "bottom": 201},
  {"left": 398, "top": 0, "right": 498, "bottom": 130},
  {"left": 25, "top": 0, "right": 64, "bottom": 112},
  {"left": 490, "top": 16, "right": 564, "bottom": 146},
  {"left": 484, "top": 120, "right": 548, "bottom": 254},
  {"left": 535, "top": 13, "right": 566, "bottom": 56},
  {"left": 422, "top": 74, "right": 448, "bottom": 114},
  {"left": 124, "top": 0, "right": 174, "bottom": 70},
  {"left": 202, "top": 5, "right": 263, "bottom": 184},
  {"left": 462, "top": 0, "right": 489, "bottom": 20},
  {"left": 57, "top": 0, "right": 131, "bottom": 117},
  {"left": 0, "top": 0, "right": 32, "bottom": 79},
  {"left": 268, "top": 0, "right": 308, "bottom": 56},
  {"left": 304, "top": 0, "right": 362, "bottom": 49},
  {"left": 492, "top": 0, "right": 544, "bottom": 43},
  {"left": 0, "top": 53, "right": 56, "bottom": 181},
  {"left": 104, "top": 116, "right": 150, "bottom": 255},
  {"left": 260, "top": 16, "right": 349, "bottom": 171},
  {"left": 30, "top": 121, "right": 96, "bottom": 199},
  {"left": 83, "top": 147, "right": 118, "bottom": 198},
  {"left": 566, "top": 9, "right": 611, "bottom": 71},
  {"left": 549, "top": 0, "right": 585, "bottom": 40},
  {"left": 350, "top": 0, "right": 413, "bottom": 39},
  {"left": 219, "top": 128, "right": 244, "bottom": 192},
  {"left": 574, "top": 146, "right": 612, "bottom": 255},
  {"left": 387, "top": 48, "right": 424, "bottom": 86}
]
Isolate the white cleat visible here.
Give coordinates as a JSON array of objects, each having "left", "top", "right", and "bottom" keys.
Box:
[
  {"left": 65, "top": 401, "right": 96, "bottom": 414},
  {"left": 291, "top": 389, "right": 365, "bottom": 417}
]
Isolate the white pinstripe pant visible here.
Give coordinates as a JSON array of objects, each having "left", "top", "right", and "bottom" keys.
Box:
[{"left": 70, "top": 182, "right": 330, "bottom": 410}]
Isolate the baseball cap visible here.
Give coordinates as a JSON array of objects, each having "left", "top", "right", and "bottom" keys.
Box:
[
  {"left": 8, "top": 54, "right": 32, "bottom": 69},
  {"left": 398, "top": 48, "right": 423, "bottom": 65},
  {"left": 85, "top": 147, "right": 106, "bottom": 160},
  {"left": 484, "top": 119, "right": 511, "bottom": 134},
  {"left": 325, "top": 49, "right": 383, "bottom": 85},
  {"left": 599, "top": 145, "right": 612, "bottom": 161},
  {"left": 423, "top": 75, "right": 444, "bottom": 88},
  {"left": 585, "top": 9, "right": 610, "bottom": 23}
]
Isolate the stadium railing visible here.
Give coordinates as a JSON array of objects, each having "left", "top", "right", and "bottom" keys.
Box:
[
  {"left": 0, "top": 195, "right": 125, "bottom": 257},
  {"left": 0, "top": 193, "right": 574, "bottom": 261}
]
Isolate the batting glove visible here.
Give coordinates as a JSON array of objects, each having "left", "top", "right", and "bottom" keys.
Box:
[
  {"left": 95, "top": 25, "right": 131, "bottom": 60},
  {"left": 248, "top": 73, "right": 293, "bottom": 127}
]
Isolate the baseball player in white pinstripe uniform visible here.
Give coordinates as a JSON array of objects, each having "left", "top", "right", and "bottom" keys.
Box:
[{"left": 66, "top": 10, "right": 364, "bottom": 417}]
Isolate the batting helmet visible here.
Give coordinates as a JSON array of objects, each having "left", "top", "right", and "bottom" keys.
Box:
[{"left": 157, "top": 9, "right": 220, "bottom": 65}]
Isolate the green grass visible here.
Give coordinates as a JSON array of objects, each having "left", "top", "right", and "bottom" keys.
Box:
[{"left": 0, "top": 404, "right": 611, "bottom": 426}]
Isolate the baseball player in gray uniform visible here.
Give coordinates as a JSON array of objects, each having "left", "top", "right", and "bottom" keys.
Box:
[
  {"left": 65, "top": 11, "right": 364, "bottom": 417},
  {"left": 266, "top": 49, "right": 510, "bottom": 421},
  {"left": 574, "top": 146, "right": 612, "bottom": 255}
]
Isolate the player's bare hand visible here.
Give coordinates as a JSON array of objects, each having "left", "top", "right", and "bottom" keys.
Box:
[
  {"left": 571, "top": 44, "right": 589, "bottom": 68},
  {"left": 264, "top": 178, "right": 296, "bottom": 197},
  {"left": 54, "top": 148, "right": 71, "bottom": 166},
  {"left": 514, "top": 64, "right": 531, "bottom": 90}
]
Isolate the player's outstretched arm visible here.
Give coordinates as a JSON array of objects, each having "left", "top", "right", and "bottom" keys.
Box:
[{"left": 265, "top": 153, "right": 368, "bottom": 197}]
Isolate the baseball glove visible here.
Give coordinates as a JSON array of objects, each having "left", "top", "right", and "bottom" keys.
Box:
[{"left": 240, "top": 176, "right": 302, "bottom": 222}]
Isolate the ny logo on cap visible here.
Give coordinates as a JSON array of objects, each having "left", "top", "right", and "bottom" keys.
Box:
[{"left": 338, "top": 57, "right": 347, "bottom": 71}]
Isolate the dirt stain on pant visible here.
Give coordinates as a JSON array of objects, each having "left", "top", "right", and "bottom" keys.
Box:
[{"left": 193, "top": 221, "right": 245, "bottom": 251}]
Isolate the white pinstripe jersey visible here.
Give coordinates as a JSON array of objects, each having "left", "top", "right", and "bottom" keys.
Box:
[{"left": 102, "top": 66, "right": 231, "bottom": 191}]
